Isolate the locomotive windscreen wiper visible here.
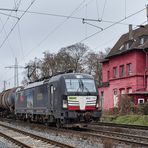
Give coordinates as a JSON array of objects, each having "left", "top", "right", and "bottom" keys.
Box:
[
  {"left": 76, "top": 79, "right": 90, "bottom": 94},
  {"left": 84, "top": 86, "right": 90, "bottom": 95},
  {"left": 75, "top": 79, "right": 85, "bottom": 94}
]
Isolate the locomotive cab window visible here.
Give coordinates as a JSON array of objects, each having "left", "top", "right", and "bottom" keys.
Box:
[{"left": 65, "top": 79, "right": 96, "bottom": 92}]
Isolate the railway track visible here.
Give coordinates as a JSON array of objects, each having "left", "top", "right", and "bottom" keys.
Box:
[
  {"left": 0, "top": 122, "right": 74, "bottom": 148},
  {"left": 93, "top": 122, "right": 148, "bottom": 130},
  {"left": 82, "top": 127, "right": 148, "bottom": 147},
  {"left": 0, "top": 118, "right": 148, "bottom": 147}
]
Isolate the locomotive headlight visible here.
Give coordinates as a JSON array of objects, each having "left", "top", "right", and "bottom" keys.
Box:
[{"left": 63, "top": 100, "right": 68, "bottom": 108}]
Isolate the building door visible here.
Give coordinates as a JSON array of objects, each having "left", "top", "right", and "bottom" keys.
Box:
[{"left": 113, "top": 89, "right": 118, "bottom": 107}]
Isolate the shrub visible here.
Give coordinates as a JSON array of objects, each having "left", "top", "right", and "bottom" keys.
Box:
[
  {"left": 137, "top": 104, "right": 144, "bottom": 114},
  {"left": 108, "top": 107, "right": 119, "bottom": 115},
  {"left": 143, "top": 102, "right": 148, "bottom": 115},
  {"left": 118, "top": 95, "right": 134, "bottom": 114}
]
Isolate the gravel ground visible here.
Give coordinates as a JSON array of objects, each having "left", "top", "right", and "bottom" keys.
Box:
[
  {"left": 1, "top": 120, "right": 147, "bottom": 148},
  {"left": 0, "top": 121, "right": 103, "bottom": 148},
  {"left": 88, "top": 124, "right": 148, "bottom": 137},
  {"left": 0, "top": 137, "right": 19, "bottom": 148}
]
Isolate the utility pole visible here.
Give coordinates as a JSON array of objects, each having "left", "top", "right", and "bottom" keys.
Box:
[{"left": 5, "top": 58, "right": 24, "bottom": 87}]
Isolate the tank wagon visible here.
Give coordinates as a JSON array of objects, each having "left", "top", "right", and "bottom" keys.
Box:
[
  {"left": 0, "top": 73, "right": 102, "bottom": 127},
  {"left": 0, "top": 88, "right": 20, "bottom": 117}
]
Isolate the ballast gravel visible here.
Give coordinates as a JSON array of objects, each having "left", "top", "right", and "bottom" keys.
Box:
[
  {"left": 0, "top": 121, "right": 103, "bottom": 148},
  {"left": 0, "top": 137, "right": 19, "bottom": 148}
]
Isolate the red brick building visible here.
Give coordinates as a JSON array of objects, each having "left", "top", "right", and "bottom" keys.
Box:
[{"left": 99, "top": 24, "right": 148, "bottom": 110}]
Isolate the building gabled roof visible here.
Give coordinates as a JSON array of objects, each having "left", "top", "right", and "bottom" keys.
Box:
[{"left": 106, "top": 24, "right": 148, "bottom": 59}]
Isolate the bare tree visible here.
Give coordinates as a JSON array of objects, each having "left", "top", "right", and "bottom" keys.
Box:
[
  {"left": 41, "top": 52, "right": 56, "bottom": 77},
  {"left": 64, "top": 43, "right": 88, "bottom": 72},
  {"left": 22, "top": 57, "right": 41, "bottom": 83},
  {"left": 22, "top": 44, "right": 110, "bottom": 85},
  {"left": 84, "top": 51, "right": 106, "bottom": 85}
]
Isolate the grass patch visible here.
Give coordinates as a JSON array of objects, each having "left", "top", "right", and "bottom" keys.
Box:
[{"left": 102, "top": 115, "right": 148, "bottom": 126}]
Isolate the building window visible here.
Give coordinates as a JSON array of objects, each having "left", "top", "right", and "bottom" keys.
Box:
[
  {"left": 127, "top": 88, "right": 132, "bottom": 94},
  {"left": 113, "top": 67, "right": 118, "bottom": 78},
  {"left": 127, "top": 63, "right": 132, "bottom": 76},
  {"left": 140, "top": 37, "right": 144, "bottom": 45},
  {"left": 120, "top": 89, "right": 125, "bottom": 95},
  {"left": 107, "top": 71, "right": 110, "bottom": 80},
  {"left": 125, "top": 43, "right": 130, "bottom": 49},
  {"left": 138, "top": 98, "right": 144, "bottom": 104},
  {"left": 113, "top": 89, "right": 118, "bottom": 107},
  {"left": 119, "top": 45, "right": 124, "bottom": 50},
  {"left": 120, "top": 65, "right": 124, "bottom": 77}
]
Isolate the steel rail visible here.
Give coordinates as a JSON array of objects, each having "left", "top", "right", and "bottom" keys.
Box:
[
  {"left": 0, "top": 123, "right": 74, "bottom": 148},
  {"left": 0, "top": 131, "right": 31, "bottom": 148},
  {"left": 81, "top": 132, "right": 148, "bottom": 147},
  {"left": 84, "top": 128, "right": 148, "bottom": 144},
  {"left": 94, "top": 122, "right": 148, "bottom": 130}
]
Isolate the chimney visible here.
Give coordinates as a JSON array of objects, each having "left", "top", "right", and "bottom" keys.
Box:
[{"left": 129, "top": 24, "right": 133, "bottom": 40}]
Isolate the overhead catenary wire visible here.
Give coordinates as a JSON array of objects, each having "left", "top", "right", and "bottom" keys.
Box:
[
  {"left": 0, "top": 11, "right": 19, "bottom": 19},
  {"left": 0, "top": 1, "right": 22, "bottom": 38},
  {"left": 8, "top": 4, "right": 146, "bottom": 63},
  {"left": 0, "top": 0, "right": 37, "bottom": 49},
  {"left": 85, "top": 2, "right": 88, "bottom": 38},
  {"left": 0, "top": 8, "right": 141, "bottom": 27},
  {"left": 0, "top": 17, "right": 16, "bottom": 59},
  {"left": 125, "top": 0, "right": 127, "bottom": 18},
  {"left": 1, "top": 2, "right": 147, "bottom": 86},
  {"left": 101, "top": 0, "right": 107, "bottom": 20},
  {"left": 1, "top": 0, "right": 94, "bottom": 85},
  {"left": 96, "top": 0, "right": 100, "bottom": 19},
  {"left": 17, "top": 20, "right": 25, "bottom": 62},
  {"left": 0, "top": 1, "right": 22, "bottom": 82},
  {"left": 92, "top": 20, "right": 147, "bottom": 50},
  {"left": 23, "top": 0, "right": 90, "bottom": 59},
  {"left": 0, "top": 0, "right": 35, "bottom": 88},
  {"left": 79, "top": 7, "right": 146, "bottom": 43},
  {"left": 14, "top": 0, "right": 25, "bottom": 63}
]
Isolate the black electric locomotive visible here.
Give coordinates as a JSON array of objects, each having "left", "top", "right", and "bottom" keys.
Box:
[{"left": 0, "top": 73, "right": 102, "bottom": 127}]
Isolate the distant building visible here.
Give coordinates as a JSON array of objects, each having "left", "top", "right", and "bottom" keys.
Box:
[{"left": 99, "top": 24, "right": 148, "bottom": 110}]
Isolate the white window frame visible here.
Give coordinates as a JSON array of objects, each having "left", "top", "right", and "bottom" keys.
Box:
[
  {"left": 140, "top": 37, "right": 144, "bottom": 45},
  {"left": 127, "top": 88, "right": 132, "bottom": 94},
  {"left": 127, "top": 63, "right": 132, "bottom": 76},
  {"left": 138, "top": 98, "right": 144, "bottom": 104},
  {"left": 125, "top": 43, "right": 129, "bottom": 49},
  {"left": 113, "top": 67, "right": 118, "bottom": 78},
  {"left": 113, "top": 89, "right": 118, "bottom": 107}
]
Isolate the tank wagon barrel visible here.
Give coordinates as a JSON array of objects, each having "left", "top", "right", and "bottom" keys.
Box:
[{"left": 0, "top": 88, "right": 19, "bottom": 111}]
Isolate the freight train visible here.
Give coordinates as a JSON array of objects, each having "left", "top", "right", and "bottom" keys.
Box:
[{"left": 0, "top": 73, "right": 101, "bottom": 127}]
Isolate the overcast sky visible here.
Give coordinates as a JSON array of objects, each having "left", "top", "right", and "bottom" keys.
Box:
[{"left": 0, "top": 0, "right": 147, "bottom": 91}]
